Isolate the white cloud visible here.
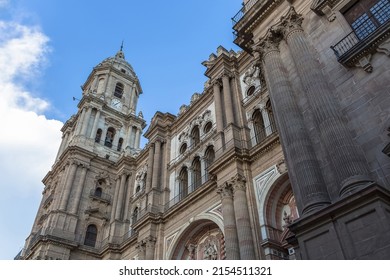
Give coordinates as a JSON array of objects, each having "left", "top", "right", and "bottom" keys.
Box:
[
  {"left": 0, "top": 20, "right": 63, "bottom": 259},
  {"left": 0, "top": 21, "right": 63, "bottom": 194}
]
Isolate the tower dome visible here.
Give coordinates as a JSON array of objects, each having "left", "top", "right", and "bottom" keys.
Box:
[{"left": 95, "top": 47, "right": 137, "bottom": 79}]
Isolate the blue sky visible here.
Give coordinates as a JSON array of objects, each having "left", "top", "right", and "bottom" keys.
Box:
[{"left": 0, "top": 0, "right": 241, "bottom": 259}]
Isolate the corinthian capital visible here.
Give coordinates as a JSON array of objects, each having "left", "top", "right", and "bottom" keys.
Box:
[
  {"left": 145, "top": 236, "right": 157, "bottom": 247},
  {"left": 217, "top": 183, "right": 233, "bottom": 199},
  {"left": 229, "top": 174, "right": 247, "bottom": 193},
  {"left": 253, "top": 29, "right": 282, "bottom": 59},
  {"left": 279, "top": 6, "right": 304, "bottom": 38},
  {"left": 211, "top": 78, "right": 222, "bottom": 88}
]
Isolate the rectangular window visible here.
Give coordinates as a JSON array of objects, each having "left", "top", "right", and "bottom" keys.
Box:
[{"left": 344, "top": 0, "right": 390, "bottom": 40}]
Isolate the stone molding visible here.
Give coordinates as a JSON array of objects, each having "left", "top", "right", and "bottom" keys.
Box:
[{"left": 311, "top": 0, "right": 341, "bottom": 22}]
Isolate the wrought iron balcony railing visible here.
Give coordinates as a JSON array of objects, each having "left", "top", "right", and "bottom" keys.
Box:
[
  {"left": 331, "top": 1, "right": 390, "bottom": 59},
  {"left": 232, "top": 0, "right": 260, "bottom": 26}
]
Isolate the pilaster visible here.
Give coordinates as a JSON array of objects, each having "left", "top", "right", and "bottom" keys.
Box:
[
  {"left": 229, "top": 174, "right": 256, "bottom": 260},
  {"left": 217, "top": 183, "right": 240, "bottom": 259}
]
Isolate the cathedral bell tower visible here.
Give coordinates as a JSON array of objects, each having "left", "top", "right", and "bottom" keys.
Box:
[{"left": 21, "top": 47, "right": 146, "bottom": 260}]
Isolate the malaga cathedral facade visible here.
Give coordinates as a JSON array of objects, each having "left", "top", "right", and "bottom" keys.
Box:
[{"left": 18, "top": 0, "right": 390, "bottom": 260}]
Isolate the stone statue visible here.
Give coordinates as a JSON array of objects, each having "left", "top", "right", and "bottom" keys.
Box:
[{"left": 203, "top": 241, "right": 218, "bottom": 260}]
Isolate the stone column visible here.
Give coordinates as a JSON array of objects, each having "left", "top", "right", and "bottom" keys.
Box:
[
  {"left": 230, "top": 175, "right": 256, "bottom": 259},
  {"left": 125, "top": 126, "right": 133, "bottom": 149},
  {"left": 151, "top": 140, "right": 161, "bottom": 190},
  {"left": 200, "top": 157, "right": 206, "bottom": 183},
  {"left": 145, "top": 236, "right": 157, "bottom": 260},
  {"left": 279, "top": 7, "right": 372, "bottom": 197},
  {"left": 75, "top": 108, "right": 86, "bottom": 135},
  {"left": 253, "top": 29, "right": 330, "bottom": 214},
  {"left": 129, "top": 86, "right": 136, "bottom": 114},
  {"left": 187, "top": 167, "right": 194, "bottom": 193},
  {"left": 59, "top": 161, "right": 78, "bottom": 211},
  {"left": 70, "top": 165, "right": 88, "bottom": 214},
  {"left": 80, "top": 106, "right": 92, "bottom": 136},
  {"left": 146, "top": 143, "right": 154, "bottom": 193},
  {"left": 217, "top": 183, "right": 240, "bottom": 259},
  {"left": 212, "top": 80, "right": 224, "bottom": 133},
  {"left": 123, "top": 177, "right": 133, "bottom": 222},
  {"left": 110, "top": 176, "right": 121, "bottom": 222},
  {"left": 222, "top": 73, "right": 235, "bottom": 126},
  {"left": 90, "top": 110, "right": 101, "bottom": 139},
  {"left": 115, "top": 173, "right": 127, "bottom": 220},
  {"left": 135, "top": 128, "right": 141, "bottom": 149}
]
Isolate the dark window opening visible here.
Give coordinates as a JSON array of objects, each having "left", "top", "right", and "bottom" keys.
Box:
[
  {"left": 253, "top": 109, "right": 266, "bottom": 144},
  {"left": 191, "top": 125, "right": 200, "bottom": 146},
  {"left": 95, "top": 129, "right": 102, "bottom": 143},
  {"left": 94, "top": 187, "right": 102, "bottom": 197},
  {"left": 246, "top": 85, "right": 256, "bottom": 96},
  {"left": 132, "top": 207, "right": 139, "bottom": 225},
  {"left": 114, "top": 82, "right": 124, "bottom": 98},
  {"left": 179, "top": 167, "right": 188, "bottom": 199},
  {"left": 104, "top": 127, "right": 115, "bottom": 148},
  {"left": 117, "top": 137, "right": 124, "bottom": 152},
  {"left": 204, "top": 146, "right": 215, "bottom": 181},
  {"left": 192, "top": 157, "right": 202, "bottom": 189},
  {"left": 84, "top": 225, "right": 97, "bottom": 247},
  {"left": 180, "top": 143, "right": 187, "bottom": 154},
  {"left": 204, "top": 121, "right": 213, "bottom": 134}
]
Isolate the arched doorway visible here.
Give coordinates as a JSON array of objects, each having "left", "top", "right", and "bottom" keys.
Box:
[
  {"left": 169, "top": 219, "right": 225, "bottom": 260},
  {"left": 261, "top": 173, "right": 298, "bottom": 259}
]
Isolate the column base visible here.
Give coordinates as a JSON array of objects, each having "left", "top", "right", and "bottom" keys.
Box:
[{"left": 287, "top": 183, "right": 390, "bottom": 259}]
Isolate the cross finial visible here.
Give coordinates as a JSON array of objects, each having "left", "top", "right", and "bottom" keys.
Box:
[{"left": 120, "top": 40, "right": 124, "bottom": 51}]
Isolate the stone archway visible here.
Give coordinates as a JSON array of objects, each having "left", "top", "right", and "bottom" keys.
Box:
[
  {"left": 262, "top": 173, "right": 298, "bottom": 259},
  {"left": 169, "top": 219, "right": 225, "bottom": 260},
  {"left": 254, "top": 166, "right": 298, "bottom": 260}
]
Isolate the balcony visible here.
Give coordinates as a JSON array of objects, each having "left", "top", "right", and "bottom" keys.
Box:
[
  {"left": 232, "top": 0, "right": 260, "bottom": 26},
  {"left": 164, "top": 173, "right": 213, "bottom": 211},
  {"left": 331, "top": 2, "right": 390, "bottom": 72},
  {"left": 89, "top": 189, "right": 111, "bottom": 204},
  {"left": 232, "top": 0, "right": 283, "bottom": 51}
]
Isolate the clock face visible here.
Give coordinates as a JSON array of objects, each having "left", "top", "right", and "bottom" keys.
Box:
[{"left": 111, "top": 98, "right": 122, "bottom": 110}]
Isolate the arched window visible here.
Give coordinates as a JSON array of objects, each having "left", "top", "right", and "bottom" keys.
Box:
[
  {"left": 84, "top": 224, "right": 97, "bottom": 247},
  {"left": 104, "top": 127, "right": 116, "bottom": 148},
  {"left": 246, "top": 85, "right": 256, "bottom": 96},
  {"left": 97, "top": 78, "right": 105, "bottom": 94},
  {"left": 192, "top": 157, "right": 202, "bottom": 189},
  {"left": 117, "top": 137, "right": 124, "bottom": 152},
  {"left": 204, "top": 146, "right": 215, "bottom": 181},
  {"left": 132, "top": 207, "right": 139, "bottom": 225},
  {"left": 266, "top": 100, "right": 276, "bottom": 133},
  {"left": 114, "top": 82, "right": 124, "bottom": 98},
  {"left": 94, "top": 187, "right": 102, "bottom": 197},
  {"left": 179, "top": 166, "right": 188, "bottom": 200},
  {"left": 252, "top": 109, "right": 266, "bottom": 144},
  {"left": 203, "top": 121, "right": 213, "bottom": 134},
  {"left": 180, "top": 143, "right": 187, "bottom": 154},
  {"left": 95, "top": 128, "right": 102, "bottom": 143},
  {"left": 191, "top": 125, "right": 200, "bottom": 146},
  {"left": 136, "top": 185, "right": 141, "bottom": 193}
]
